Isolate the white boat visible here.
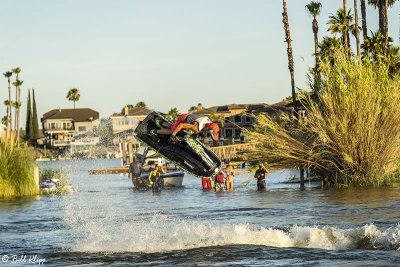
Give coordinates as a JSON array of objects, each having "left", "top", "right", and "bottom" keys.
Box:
[{"left": 139, "top": 169, "right": 184, "bottom": 187}]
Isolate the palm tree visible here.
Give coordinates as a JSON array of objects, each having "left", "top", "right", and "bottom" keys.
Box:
[
  {"left": 327, "top": 8, "right": 355, "bottom": 53},
  {"left": 166, "top": 107, "right": 180, "bottom": 121},
  {"left": 317, "top": 36, "right": 342, "bottom": 64},
  {"left": 66, "top": 88, "right": 80, "bottom": 109},
  {"left": 368, "top": 0, "right": 398, "bottom": 53},
  {"left": 188, "top": 106, "right": 197, "bottom": 113},
  {"left": 343, "top": 0, "right": 349, "bottom": 48},
  {"left": 354, "top": 0, "right": 361, "bottom": 59},
  {"left": 360, "top": 0, "right": 368, "bottom": 39},
  {"left": 135, "top": 101, "right": 147, "bottom": 108},
  {"left": 361, "top": 29, "right": 392, "bottom": 59},
  {"left": 305, "top": 1, "right": 322, "bottom": 68},
  {"left": 282, "top": 0, "right": 297, "bottom": 115},
  {"left": 12, "top": 68, "right": 21, "bottom": 131},
  {"left": 12, "top": 80, "right": 23, "bottom": 140},
  {"left": 3, "top": 71, "right": 12, "bottom": 129}
]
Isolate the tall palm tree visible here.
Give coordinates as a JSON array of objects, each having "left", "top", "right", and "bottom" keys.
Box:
[
  {"left": 3, "top": 71, "right": 12, "bottom": 129},
  {"left": 360, "top": 0, "right": 368, "bottom": 39},
  {"left": 12, "top": 68, "right": 20, "bottom": 131},
  {"left": 368, "top": 0, "right": 398, "bottom": 53},
  {"left": 12, "top": 79, "right": 23, "bottom": 140},
  {"left": 327, "top": 8, "right": 355, "bottom": 53},
  {"left": 282, "top": 0, "right": 297, "bottom": 115},
  {"left": 354, "top": 0, "right": 361, "bottom": 59},
  {"left": 305, "top": 1, "right": 322, "bottom": 68},
  {"left": 66, "top": 88, "right": 80, "bottom": 109},
  {"left": 135, "top": 101, "right": 147, "bottom": 108}
]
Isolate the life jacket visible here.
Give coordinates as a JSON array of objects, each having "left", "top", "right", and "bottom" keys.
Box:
[{"left": 216, "top": 172, "right": 224, "bottom": 183}]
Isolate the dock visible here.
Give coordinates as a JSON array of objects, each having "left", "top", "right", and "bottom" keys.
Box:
[{"left": 88, "top": 165, "right": 180, "bottom": 175}]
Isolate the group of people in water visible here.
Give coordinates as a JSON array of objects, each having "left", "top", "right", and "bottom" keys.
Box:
[
  {"left": 202, "top": 163, "right": 236, "bottom": 191},
  {"left": 131, "top": 111, "right": 271, "bottom": 192},
  {"left": 202, "top": 163, "right": 270, "bottom": 192}
]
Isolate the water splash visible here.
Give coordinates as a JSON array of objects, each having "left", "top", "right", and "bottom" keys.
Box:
[{"left": 64, "top": 206, "right": 400, "bottom": 253}]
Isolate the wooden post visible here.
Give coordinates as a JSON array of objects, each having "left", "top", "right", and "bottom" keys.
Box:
[
  {"left": 122, "top": 142, "right": 127, "bottom": 166},
  {"left": 300, "top": 168, "right": 305, "bottom": 188},
  {"left": 128, "top": 143, "right": 134, "bottom": 164}
]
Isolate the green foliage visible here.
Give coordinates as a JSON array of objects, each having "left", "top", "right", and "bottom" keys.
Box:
[
  {"left": 166, "top": 107, "right": 180, "bottom": 121},
  {"left": 188, "top": 106, "right": 197, "bottom": 113},
  {"left": 305, "top": 1, "right": 322, "bottom": 18},
  {"left": 12, "top": 80, "right": 23, "bottom": 88},
  {"left": 368, "top": 0, "right": 397, "bottom": 8},
  {"left": 31, "top": 89, "right": 40, "bottom": 142},
  {"left": 0, "top": 139, "right": 38, "bottom": 198},
  {"left": 209, "top": 113, "right": 222, "bottom": 122},
  {"left": 135, "top": 101, "right": 147, "bottom": 108},
  {"left": 66, "top": 88, "right": 80, "bottom": 109},
  {"left": 25, "top": 90, "right": 32, "bottom": 140},
  {"left": 245, "top": 53, "right": 400, "bottom": 187},
  {"left": 316, "top": 36, "right": 342, "bottom": 62}
]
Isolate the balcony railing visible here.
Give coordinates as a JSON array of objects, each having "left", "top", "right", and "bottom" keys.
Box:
[{"left": 45, "top": 126, "right": 75, "bottom": 132}]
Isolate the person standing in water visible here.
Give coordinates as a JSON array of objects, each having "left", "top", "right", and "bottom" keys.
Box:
[
  {"left": 148, "top": 164, "right": 165, "bottom": 192},
  {"left": 254, "top": 164, "right": 269, "bottom": 190},
  {"left": 214, "top": 169, "right": 226, "bottom": 192},
  {"left": 202, "top": 177, "right": 211, "bottom": 190},
  {"left": 225, "top": 163, "right": 235, "bottom": 191}
]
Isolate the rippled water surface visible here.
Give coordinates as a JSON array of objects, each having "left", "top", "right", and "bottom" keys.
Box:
[{"left": 1, "top": 159, "right": 400, "bottom": 266}]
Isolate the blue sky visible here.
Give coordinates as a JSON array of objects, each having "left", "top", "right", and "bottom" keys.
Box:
[{"left": 0, "top": 0, "right": 398, "bottom": 122}]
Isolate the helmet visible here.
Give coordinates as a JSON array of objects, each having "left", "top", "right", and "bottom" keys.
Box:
[{"left": 207, "top": 123, "right": 219, "bottom": 141}]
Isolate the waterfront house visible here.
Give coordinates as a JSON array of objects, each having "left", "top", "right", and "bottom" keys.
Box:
[
  {"left": 41, "top": 108, "right": 100, "bottom": 149},
  {"left": 110, "top": 106, "right": 152, "bottom": 144},
  {"left": 193, "top": 100, "right": 305, "bottom": 142}
]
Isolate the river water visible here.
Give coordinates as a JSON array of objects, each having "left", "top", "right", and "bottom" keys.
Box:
[{"left": 1, "top": 159, "right": 400, "bottom": 266}]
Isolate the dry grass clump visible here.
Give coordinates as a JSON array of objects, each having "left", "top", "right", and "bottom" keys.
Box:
[{"left": 245, "top": 55, "right": 400, "bottom": 186}]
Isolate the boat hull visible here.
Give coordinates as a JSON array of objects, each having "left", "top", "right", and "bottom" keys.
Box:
[{"left": 137, "top": 170, "right": 185, "bottom": 188}]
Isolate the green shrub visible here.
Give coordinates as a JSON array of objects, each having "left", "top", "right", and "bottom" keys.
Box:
[
  {"left": 0, "top": 138, "right": 38, "bottom": 198},
  {"left": 245, "top": 54, "right": 400, "bottom": 186}
]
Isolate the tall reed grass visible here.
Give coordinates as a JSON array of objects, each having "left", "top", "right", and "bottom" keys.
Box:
[
  {"left": 0, "top": 132, "right": 38, "bottom": 198},
  {"left": 244, "top": 54, "right": 400, "bottom": 186}
]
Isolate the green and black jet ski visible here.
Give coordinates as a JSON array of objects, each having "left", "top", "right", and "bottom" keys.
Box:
[{"left": 134, "top": 112, "right": 221, "bottom": 177}]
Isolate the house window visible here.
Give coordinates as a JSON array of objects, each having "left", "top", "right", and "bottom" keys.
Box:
[
  {"left": 234, "top": 115, "right": 242, "bottom": 123},
  {"left": 50, "top": 123, "right": 56, "bottom": 129},
  {"left": 235, "top": 129, "right": 242, "bottom": 138},
  {"left": 224, "top": 117, "right": 231, "bottom": 123},
  {"left": 245, "top": 116, "right": 251, "bottom": 123},
  {"left": 225, "top": 129, "right": 233, "bottom": 138},
  {"left": 78, "top": 126, "right": 87, "bottom": 132}
]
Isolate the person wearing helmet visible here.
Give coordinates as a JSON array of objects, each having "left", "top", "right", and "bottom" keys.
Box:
[
  {"left": 152, "top": 113, "right": 216, "bottom": 142},
  {"left": 254, "top": 163, "right": 269, "bottom": 190}
]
